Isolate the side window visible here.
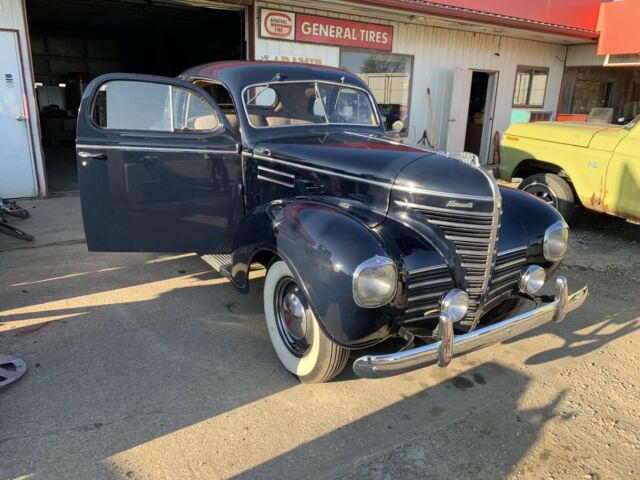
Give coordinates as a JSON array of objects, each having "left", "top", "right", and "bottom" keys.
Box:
[
  {"left": 513, "top": 66, "right": 549, "bottom": 108},
  {"left": 92, "top": 80, "right": 220, "bottom": 132}
]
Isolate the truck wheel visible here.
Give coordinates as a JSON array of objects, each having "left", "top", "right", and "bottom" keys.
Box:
[
  {"left": 520, "top": 173, "right": 575, "bottom": 222},
  {"left": 263, "top": 261, "right": 349, "bottom": 383}
]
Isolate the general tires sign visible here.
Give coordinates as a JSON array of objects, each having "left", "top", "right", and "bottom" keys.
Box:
[{"left": 260, "top": 8, "right": 393, "bottom": 51}]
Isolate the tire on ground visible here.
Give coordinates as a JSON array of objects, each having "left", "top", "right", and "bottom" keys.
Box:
[
  {"left": 520, "top": 173, "right": 575, "bottom": 222},
  {"left": 263, "top": 260, "right": 349, "bottom": 383}
]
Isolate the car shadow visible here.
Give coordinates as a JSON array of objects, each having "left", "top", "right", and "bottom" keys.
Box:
[
  {"left": 236, "top": 363, "right": 563, "bottom": 479},
  {"left": 1, "top": 252, "right": 560, "bottom": 479}
]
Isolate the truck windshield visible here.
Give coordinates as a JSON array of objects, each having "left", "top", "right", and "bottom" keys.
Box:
[
  {"left": 623, "top": 114, "right": 640, "bottom": 131},
  {"left": 242, "top": 81, "right": 379, "bottom": 128}
]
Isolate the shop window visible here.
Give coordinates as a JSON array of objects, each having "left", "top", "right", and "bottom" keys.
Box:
[
  {"left": 340, "top": 50, "right": 413, "bottom": 135},
  {"left": 513, "top": 66, "right": 549, "bottom": 108},
  {"left": 93, "top": 80, "right": 219, "bottom": 132}
]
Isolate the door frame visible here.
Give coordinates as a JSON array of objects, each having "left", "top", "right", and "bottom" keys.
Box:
[
  {"left": 447, "top": 68, "right": 500, "bottom": 163},
  {"left": 0, "top": 27, "right": 43, "bottom": 197},
  {"left": 476, "top": 69, "right": 500, "bottom": 164}
]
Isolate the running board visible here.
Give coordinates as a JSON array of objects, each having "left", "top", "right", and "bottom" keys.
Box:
[{"left": 201, "top": 254, "right": 233, "bottom": 279}]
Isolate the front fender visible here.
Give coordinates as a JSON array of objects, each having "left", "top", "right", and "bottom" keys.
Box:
[
  {"left": 232, "top": 200, "right": 397, "bottom": 348},
  {"left": 500, "top": 186, "right": 565, "bottom": 272}
]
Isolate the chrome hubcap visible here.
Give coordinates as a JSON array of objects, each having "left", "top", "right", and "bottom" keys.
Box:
[
  {"left": 274, "top": 277, "right": 310, "bottom": 357},
  {"left": 524, "top": 185, "right": 558, "bottom": 208}
]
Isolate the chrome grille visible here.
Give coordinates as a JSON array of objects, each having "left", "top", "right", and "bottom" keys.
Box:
[
  {"left": 404, "top": 264, "right": 454, "bottom": 321},
  {"left": 486, "top": 246, "right": 528, "bottom": 304},
  {"left": 409, "top": 204, "right": 499, "bottom": 325}
]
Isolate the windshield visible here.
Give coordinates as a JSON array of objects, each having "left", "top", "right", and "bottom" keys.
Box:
[
  {"left": 623, "top": 114, "right": 640, "bottom": 131},
  {"left": 242, "top": 81, "right": 379, "bottom": 128}
]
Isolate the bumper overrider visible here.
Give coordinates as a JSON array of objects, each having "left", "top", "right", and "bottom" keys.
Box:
[{"left": 353, "top": 277, "right": 588, "bottom": 379}]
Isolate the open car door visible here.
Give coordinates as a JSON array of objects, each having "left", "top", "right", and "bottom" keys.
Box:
[{"left": 76, "top": 73, "right": 242, "bottom": 253}]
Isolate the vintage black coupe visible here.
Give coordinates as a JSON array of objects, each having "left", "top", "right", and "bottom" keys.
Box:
[{"left": 76, "top": 62, "right": 588, "bottom": 383}]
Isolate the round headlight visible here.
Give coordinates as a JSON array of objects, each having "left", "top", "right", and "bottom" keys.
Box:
[
  {"left": 353, "top": 256, "right": 397, "bottom": 308},
  {"left": 440, "top": 290, "right": 469, "bottom": 322},
  {"left": 544, "top": 220, "right": 569, "bottom": 262},
  {"left": 521, "top": 265, "right": 546, "bottom": 295}
]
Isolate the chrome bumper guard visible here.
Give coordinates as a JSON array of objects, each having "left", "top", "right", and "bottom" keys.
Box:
[{"left": 353, "top": 277, "right": 588, "bottom": 379}]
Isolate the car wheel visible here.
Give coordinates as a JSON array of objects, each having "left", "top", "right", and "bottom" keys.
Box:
[
  {"left": 520, "top": 173, "right": 575, "bottom": 222},
  {"left": 263, "top": 261, "right": 349, "bottom": 383}
]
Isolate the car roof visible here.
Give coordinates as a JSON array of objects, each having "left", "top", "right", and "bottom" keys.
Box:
[{"left": 180, "top": 61, "right": 368, "bottom": 90}]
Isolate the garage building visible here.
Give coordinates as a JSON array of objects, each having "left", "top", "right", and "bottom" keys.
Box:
[{"left": 1, "top": 0, "right": 638, "bottom": 198}]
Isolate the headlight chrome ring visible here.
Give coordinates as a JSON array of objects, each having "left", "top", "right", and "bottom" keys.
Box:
[
  {"left": 352, "top": 255, "right": 398, "bottom": 308},
  {"left": 543, "top": 220, "right": 569, "bottom": 262}
]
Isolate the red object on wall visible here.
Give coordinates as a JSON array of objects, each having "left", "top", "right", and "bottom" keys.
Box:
[
  {"left": 356, "top": 0, "right": 601, "bottom": 38},
  {"left": 295, "top": 14, "right": 393, "bottom": 51},
  {"left": 556, "top": 113, "right": 588, "bottom": 122},
  {"left": 597, "top": 0, "right": 640, "bottom": 56}
]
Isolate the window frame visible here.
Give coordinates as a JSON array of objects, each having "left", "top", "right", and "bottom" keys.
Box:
[
  {"left": 512, "top": 65, "right": 550, "bottom": 109},
  {"left": 90, "top": 79, "right": 223, "bottom": 135},
  {"left": 339, "top": 48, "right": 415, "bottom": 137}
]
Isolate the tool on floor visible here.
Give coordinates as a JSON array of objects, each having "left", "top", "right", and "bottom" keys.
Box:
[
  {"left": 0, "top": 198, "right": 33, "bottom": 241},
  {"left": 0, "top": 355, "right": 28, "bottom": 389}
]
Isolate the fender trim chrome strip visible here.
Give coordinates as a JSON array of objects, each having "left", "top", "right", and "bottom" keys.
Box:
[{"left": 76, "top": 144, "right": 236, "bottom": 155}]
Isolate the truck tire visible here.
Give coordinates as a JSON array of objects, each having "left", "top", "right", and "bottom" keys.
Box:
[
  {"left": 520, "top": 173, "right": 575, "bottom": 222},
  {"left": 263, "top": 261, "right": 349, "bottom": 383}
]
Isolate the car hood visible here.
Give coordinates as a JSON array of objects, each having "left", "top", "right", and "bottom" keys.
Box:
[
  {"left": 255, "top": 131, "right": 494, "bottom": 223},
  {"left": 255, "top": 131, "right": 433, "bottom": 185},
  {"left": 506, "top": 121, "right": 622, "bottom": 148}
]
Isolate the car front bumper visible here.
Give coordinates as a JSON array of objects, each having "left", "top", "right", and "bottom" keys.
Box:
[{"left": 353, "top": 276, "right": 588, "bottom": 379}]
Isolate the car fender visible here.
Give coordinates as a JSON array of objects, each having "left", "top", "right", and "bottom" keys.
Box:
[{"left": 231, "top": 200, "right": 398, "bottom": 348}]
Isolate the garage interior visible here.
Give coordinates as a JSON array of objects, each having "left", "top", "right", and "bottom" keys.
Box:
[
  {"left": 558, "top": 66, "right": 640, "bottom": 123},
  {"left": 26, "top": 0, "right": 246, "bottom": 194}
]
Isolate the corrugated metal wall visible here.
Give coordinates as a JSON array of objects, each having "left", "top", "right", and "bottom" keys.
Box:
[
  {"left": 566, "top": 44, "right": 605, "bottom": 67},
  {"left": 256, "top": 1, "right": 568, "bottom": 149}
]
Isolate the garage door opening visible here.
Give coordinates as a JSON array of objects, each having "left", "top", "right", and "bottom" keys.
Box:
[{"left": 26, "top": 0, "right": 246, "bottom": 195}]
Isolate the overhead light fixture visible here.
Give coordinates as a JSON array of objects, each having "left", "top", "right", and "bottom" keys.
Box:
[{"left": 58, "top": 83, "right": 67, "bottom": 88}]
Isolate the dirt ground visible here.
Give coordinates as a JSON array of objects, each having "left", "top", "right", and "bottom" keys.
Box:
[{"left": 0, "top": 196, "right": 639, "bottom": 480}]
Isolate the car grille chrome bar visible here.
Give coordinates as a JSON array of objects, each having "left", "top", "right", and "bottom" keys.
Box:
[
  {"left": 404, "top": 265, "right": 453, "bottom": 316},
  {"left": 406, "top": 192, "right": 502, "bottom": 328},
  {"left": 485, "top": 246, "right": 528, "bottom": 304}
]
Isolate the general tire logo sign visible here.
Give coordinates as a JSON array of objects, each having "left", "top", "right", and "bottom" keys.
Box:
[
  {"left": 260, "top": 8, "right": 393, "bottom": 51},
  {"left": 261, "top": 9, "right": 296, "bottom": 41}
]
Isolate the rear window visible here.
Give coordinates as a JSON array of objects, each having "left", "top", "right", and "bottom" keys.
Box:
[{"left": 92, "top": 80, "right": 220, "bottom": 132}]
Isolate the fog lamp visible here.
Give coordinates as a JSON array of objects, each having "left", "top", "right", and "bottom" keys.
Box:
[
  {"left": 520, "top": 265, "right": 546, "bottom": 295},
  {"left": 352, "top": 256, "right": 397, "bottom": 308},
  {"left": 544, "top": 220, "right": 569, "bottom": 262},
  {"left": 440, "top": 290, "right": 469, "bottom": 322}
]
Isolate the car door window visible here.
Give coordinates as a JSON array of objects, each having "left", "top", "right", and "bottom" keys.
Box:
[{"left": 92, "top": 80, "right": 220, "bottom": 132}]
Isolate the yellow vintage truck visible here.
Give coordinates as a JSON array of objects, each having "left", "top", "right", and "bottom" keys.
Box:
[{"left": 499, "top": 115, "right": 640, "bottom": 223}]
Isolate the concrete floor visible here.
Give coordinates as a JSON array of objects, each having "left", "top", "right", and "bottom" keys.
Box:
[{"left": 0, "top": 196, "right": 639, "bottom": 479}]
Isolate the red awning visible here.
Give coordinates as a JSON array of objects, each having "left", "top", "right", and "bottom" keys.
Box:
[
  {"left": 356, "top": 0, "right": 601, "bottom": 39},
  {"left": 597, "top": 0, "right": 640, "bottom": 56}
]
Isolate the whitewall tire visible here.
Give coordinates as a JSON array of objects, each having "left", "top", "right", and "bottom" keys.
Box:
[{"left": 263, "top": 261, "right": 349, "bottom": 383}]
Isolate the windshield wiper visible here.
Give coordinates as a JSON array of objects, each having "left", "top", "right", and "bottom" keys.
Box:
[
  {"left": 314, "top": 82, "right": 329, "bottom": 124},
  {"left": 247, "top": 73, "right": 281, "bottom": 105}
]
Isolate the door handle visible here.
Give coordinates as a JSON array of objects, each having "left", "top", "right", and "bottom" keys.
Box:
[
  {"left": 78, "top": 151, "right": 107, "bottom": 160},
  {"left": 16, "top": 115, "right": 25, "bottom": 121}
]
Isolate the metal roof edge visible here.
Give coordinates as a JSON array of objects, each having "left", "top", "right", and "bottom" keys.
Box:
[{"left": 354, "top": 0, "right": 600, "bottom": 40}]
